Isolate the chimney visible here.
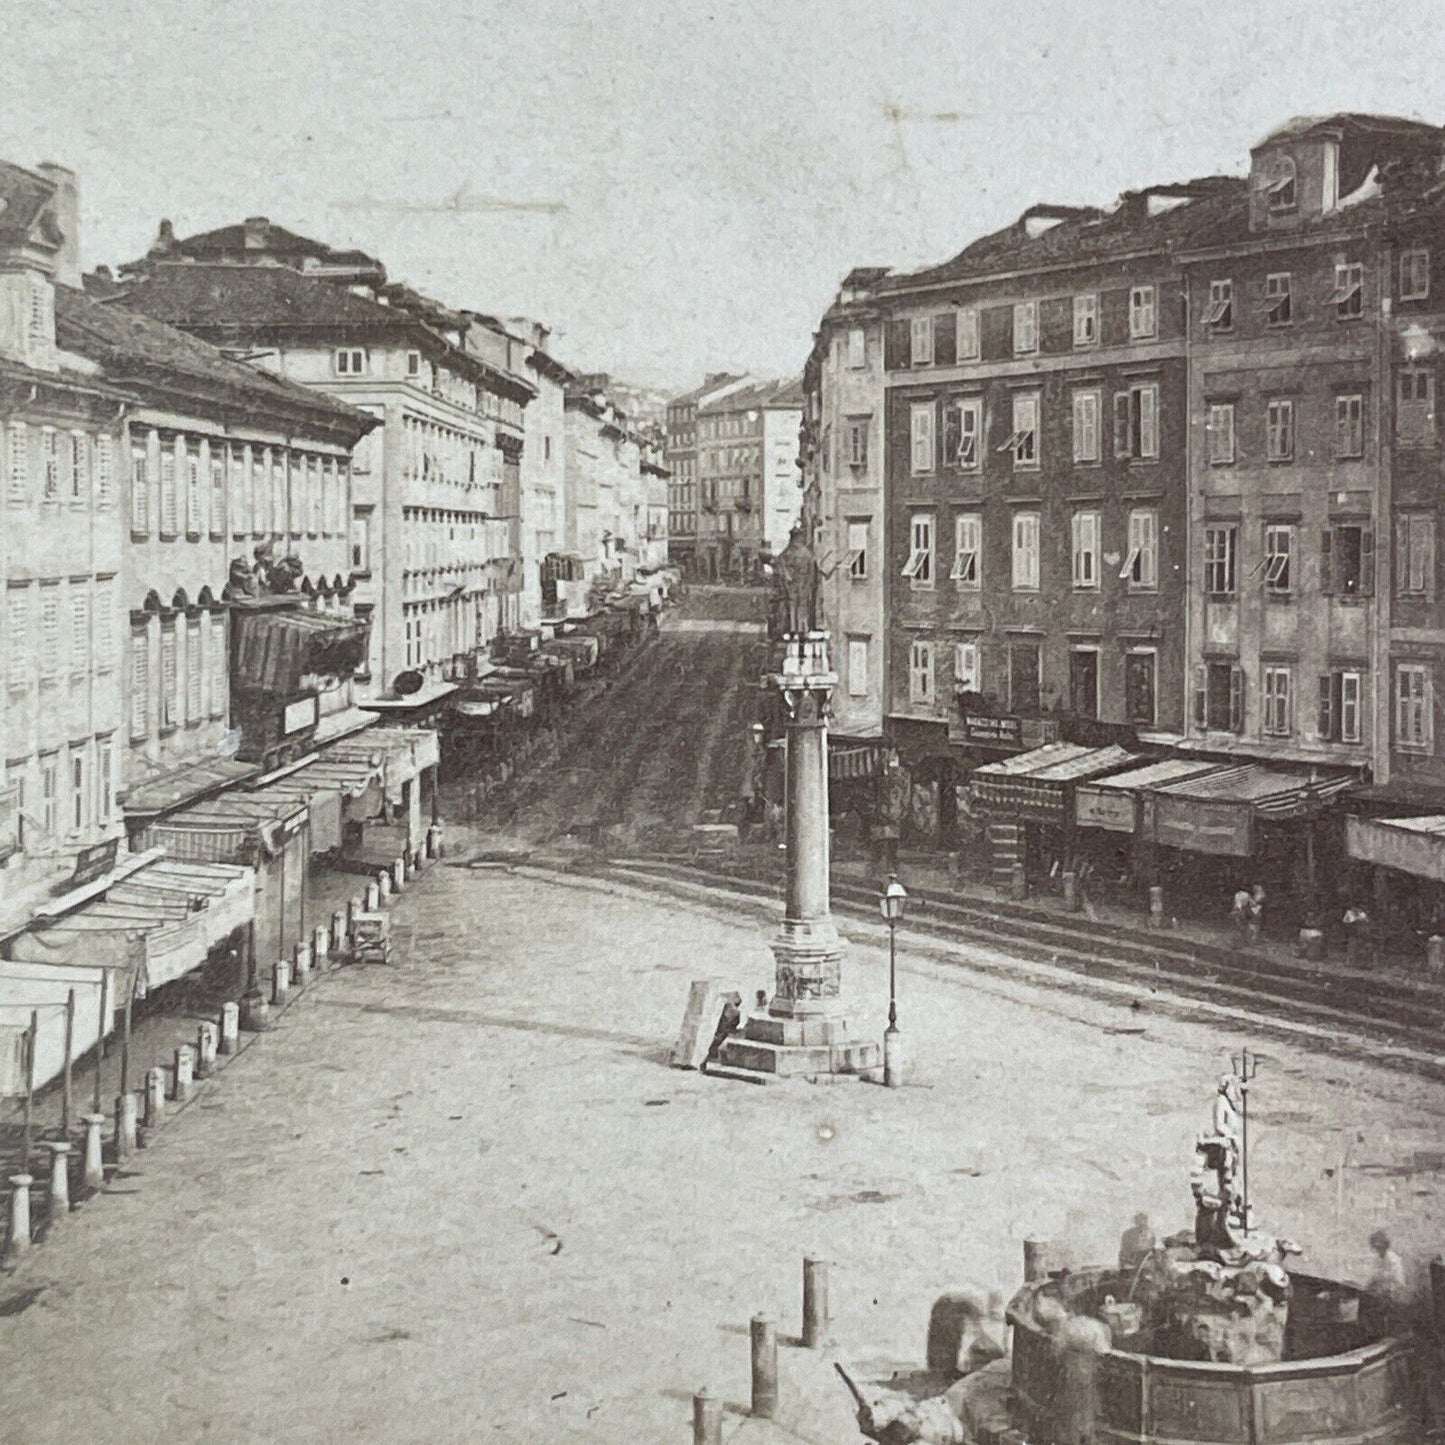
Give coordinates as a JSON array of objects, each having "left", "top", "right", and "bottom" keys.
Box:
[
  {"left": 149, "top": 218, "right": 176, "bottom": 257},
  {"left": 37, "top": 162, "right": 79, "bottom": 288},
  {"left": 243, "top": 217, "right": 269, "bottom": 251}
]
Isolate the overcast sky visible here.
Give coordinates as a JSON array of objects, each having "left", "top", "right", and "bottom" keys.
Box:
[{"left": 4, "top": 0, "right": 1441, "bottom": 389}]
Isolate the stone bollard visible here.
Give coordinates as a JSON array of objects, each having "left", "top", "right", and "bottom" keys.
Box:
[
  {"left": 173, "top": 1045, "right": 195, "bottom": 1103},
  {"left": 313, "top": 924, "right": 329, "bottom": 968},
  {"left": 1062, "top": 870, "right": 1079, "bottom": 913},
  {"left": 219, "top": 1001, "right": 240, "bottom": 1054},
  {"left": 114, "top": 1092, "right": 138, "bottom": 1161},
  {"left": 378, "top": 871, "right": 392, "bottom": 902},
  {"left": 802, "top": 1257, "right": 830, "bottom": 1349},
  {"left": 272, "top": 958, "right": 291, "bottom": 1007},
  {"left": 1023, "top": 1237, "right": 1050, "bottom": 1283},
  {"left": 883, "top": 1026, "right": 906, "bottom": 1090},
  {"left": 137, "top": 1069, "right": 165, "bottom": 1144},
  {"left": 196, "top": 1021, "right": 218, "bottom": 1079},
  {"left": 692, "top": 1388, "right": 722, "bottom": 1445},
  {"left": 331, "top": 910, "right": 347, "bottom": 959},
  {"left": 1009, "top": 863, "right": 1028, "bottom": 902},
  {"left": 1298, "top": 928, "right": 1326, "bottom": 963},
  {"left": 82, "top": 1113, "right": 105, "bottom": 1192},
  {"left": 292, "top": 942, "right": 311, "bottom": 985},
  {"left": 392, "top": 858, "right": 406, "bottom": 893},
  {"left": 43, "top": 1142, "right": 71, "bottom": 1224},
  {"left": 1148, "top": 885, "right": 1165, "bottom": 929},
  {"left": 750, "top": 1315, "right": 778, "bottom": 1419},
  {"left": 1427, "top": 936, "right": 1445, "bottom": 976},
  {"left": 427, "top": 823, "right": 442, "bottom": 860},
  {"left": 242, "top": 984, "right": 274, "bottom": 1030},
  {"left": 5, "top": 1175, "right": 33, "bottom": 1262},
  {"left": 367, "top": 881, "right": 381, "bottom": 910}
]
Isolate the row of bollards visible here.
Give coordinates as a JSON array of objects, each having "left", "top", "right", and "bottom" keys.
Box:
[
  {"left": 691, "top": 1257, "right": 829, "bottom": 1441},
  {"left": 4, "top": 843, "right": 435, "bottom": 1268}
]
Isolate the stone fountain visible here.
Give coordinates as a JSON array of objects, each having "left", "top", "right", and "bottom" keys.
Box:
[{"left": 850, "top": 1073, "right": 1429, "bottom": 1445}]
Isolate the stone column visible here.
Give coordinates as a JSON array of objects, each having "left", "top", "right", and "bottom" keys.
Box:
[{"left": 718, "top": 633, "right": 880, "bottom": 1079}]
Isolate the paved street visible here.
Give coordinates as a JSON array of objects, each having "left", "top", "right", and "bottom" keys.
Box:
[
  {"left": 4, "top": 855, "right": 1445, "bottom": 1443},
  {"left": 482, "top": 587, "right": 768, "bottom": 849}
]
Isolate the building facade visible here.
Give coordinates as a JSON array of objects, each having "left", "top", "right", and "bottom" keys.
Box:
[
  {"left": 1178, "top": 118, "right": 1445, "bottom": 788},
  {"left": 0, "top": 162, "right": 127, "bottom": 891},
  {"left": 695, "top": 378, "right": 802, "bottom": 582},
  {"left": 665, "top": 373, "right": 747, "bottom": 576},
  {"left": 110, "top": 250, "right": 535, "bottom": 702},
  {"left": 802, "top": 272, "right": 890, "bottom": 741}
]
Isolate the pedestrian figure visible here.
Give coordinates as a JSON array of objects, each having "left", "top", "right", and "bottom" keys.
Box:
[
  {"left": 1231, "top": 885, "right": 1253, "bottom": 941},
  {"left": 703, "top": 992, "right": 743, "bottom": 1068},
  {"left": 1247, "top": 883, "right": 1266, "bottom": 942},
  {"left": 1365, "top": 1228, "right": 1411, "bottom": 1329},
  {"left": 1117, "top": 1211, "right": 1156, "bottom": 1273},
  {"left": 1344, "top": 902, "right": 1372, "bottom": 969}
]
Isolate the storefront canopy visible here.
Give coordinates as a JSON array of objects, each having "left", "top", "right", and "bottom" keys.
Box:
[
  {"left": 1345, "top": 814, "right": 1445, "bottom": 883},
  {"left": 7, "top": 857, "right": 255, "bottom": 998},
  {"left": 973, "top": 743, "right": 1136, "bottom": 824},
  {"left": 233, "top": 607, "right": 371, "bottom": 692},
  {"left": 121, "top": 756, "right": 260, "bottom": 821},
  {"left": 141, "top": 789, "right": 309, "bottom": 865},
  {"left": 1150, "top": 764, "right": 1355, "bottom": 857},
  {"left": 1074, "top": 758, "right": 1223, "bottom": 834}
]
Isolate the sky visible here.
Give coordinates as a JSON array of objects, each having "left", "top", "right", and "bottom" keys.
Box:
[{"left": 4, "top": 0, "right": 1444, "bottom": 391}]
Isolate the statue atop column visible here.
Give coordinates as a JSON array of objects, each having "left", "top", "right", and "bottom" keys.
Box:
[
  {"left": 770, "top": 523, "right": 822, "bottom": 640},
  {"left": 1191, "top": 1073, "right": 1245, "bottom": 1251}
]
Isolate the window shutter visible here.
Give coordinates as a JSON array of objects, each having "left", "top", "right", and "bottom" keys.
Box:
[
  {"left": 1317, "top": 674, "right": 1334, "bottom": 742},
  {"left": 1113, "top": 393, "right": 1130, "bottom": 458},
  {"left": 885, "top": 319, "right": 910, "bottom": 370},
  {"left": 7, "top": 422, "right": 28, "bottom": 505},
  {"left": 1359, "top": 527, "right": 1375, "bottom": 596},
  {"left": 1140, "top": 387, "right": 1158, "bottom": 458},
  {"left": 1320, "top": 529, "right": 1334, "bottom": 596},
  {"left": 942, "top": 403, "right": 961, "bottom": 470},
  {"left": 933, "top": 313, "right": 956, "bottom": 367},
  {"left": 1229, "top": 667, "right": 1245, "bottom": 733},
  {"left": 1191, "top": 665, "right": 1206, "bottom": 727},
  {"left": 1396, "top": 513, "right": 1410, "bottom": 593},
  {"left": 1425, "top": 517, "right": 1437, "bottom": 602}
]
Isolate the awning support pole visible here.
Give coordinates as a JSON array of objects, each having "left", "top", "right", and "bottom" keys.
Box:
[
  {"left": 21, "top": 1011, "right": 37, "bottom": 1177},
  {"left": 61, "top": 989, "right": 75, "bottom": 1139}
]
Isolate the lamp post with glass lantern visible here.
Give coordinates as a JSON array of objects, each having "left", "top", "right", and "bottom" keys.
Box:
[{"left": 880, "top": 874, "right": 908, "bottom": 1088}]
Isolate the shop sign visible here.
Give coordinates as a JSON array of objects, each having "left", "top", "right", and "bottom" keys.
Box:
[
  {"left": 1151, "top": 796, "right": 1252, "bottom": 857},
  {"left": 283, "top": 696, "right": 319, "bottom": 735},
  {"left": 1075, "top": 788, "right": 1136, "bottom": 833},
  {"left": 956, "top": 713, "right": 1022, "bottom": 746},
  {"left": 65, "top": 838, "right": 120, "bottom": 890}
]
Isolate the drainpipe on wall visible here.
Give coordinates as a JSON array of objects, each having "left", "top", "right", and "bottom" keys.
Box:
[{"left": 1375, "top": 239, "right": 1394, "bottom": 788}]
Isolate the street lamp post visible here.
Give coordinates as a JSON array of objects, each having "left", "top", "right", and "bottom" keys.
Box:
[{"left": 880, "top": 874, "right": 908, "bottom": 1088}]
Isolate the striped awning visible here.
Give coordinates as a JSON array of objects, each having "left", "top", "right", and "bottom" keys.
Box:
[
  {"left": 1346, "top": 814, "right": 1445, "bottom": 882},
  {"left": 8, "top": 857, "right": 255, "bottom": 997},
  {"left": 973, "top": 744, "right": 1135, "bottom": 824},
  {"left": 1151, "top": 764, "right": 1356, "bottom": 856}
]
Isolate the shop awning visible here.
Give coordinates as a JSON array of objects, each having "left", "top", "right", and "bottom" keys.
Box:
[
  {"left": 972, "top": 743, "right": 1130, "bottom": 823},
  {"left": 1345, "top": 814, "right": 1445, "bottom": 882},
  {"left": 8, "top": 857, "right": 255, "bottom": 998},
  {"left": 233, "top": 607, "right": 371, "bottom": 692},
  {"left": 830, "top": 745, "right": 887, "bottom": 782},
  {"left": 141, "top": 789, "right": 309, "bottom": 865},
  {"left": 1150, "top": 764, "right": 1355, "bottom": 857},
  {"left": 0, "top": 959, "right": 114, "bottom": 1097},
  {"left": 1074, "top": 758, "right": 1223, "bottom": 833},
  {"left": 121, "top": 756, "right": 260, "bottom": 820},
  {"left": 322, "top": 727, "right": 438, "bottom": 807}
]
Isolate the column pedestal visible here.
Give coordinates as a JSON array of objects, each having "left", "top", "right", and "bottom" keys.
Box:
[{"left": 717, "top": 633, "right": 880, "bottom": 1081}]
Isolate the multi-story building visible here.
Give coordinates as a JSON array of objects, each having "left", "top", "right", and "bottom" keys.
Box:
[
  {"left": 665, "top": 373, "right": 747, "bottom": 576},
  {"left": 1178, "top": 116, "right": 1445, "bottom": 790},
  {"left": 801, "top": 270, "right": 890, "bottom": 742},
  {"left": 111, "top": 241, "right": 536, "bottom": 709},
  {"left": 0, "top": 162, "right": 128, "bottom": 910},
  {"left": 695, "top": 378, "right": 802, "bottom": 582},
  {"left": 855, "top": 182, "right": 1241, "bottom": 838}
]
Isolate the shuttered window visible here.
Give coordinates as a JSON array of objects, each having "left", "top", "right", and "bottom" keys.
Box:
[{"left": 6, "top": 422, "right": 27, "bottom": 506}]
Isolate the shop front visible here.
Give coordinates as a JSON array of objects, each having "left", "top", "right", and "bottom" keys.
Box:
[
  {"left": 972, "top": 743, "right": 1137, "bottom": 891},
  {"left": 1343, "top": 813, "right": 1445, "bottom": 948},
  {"left": 1145, "top": 764, "right": 1355, "bottom": 934}
]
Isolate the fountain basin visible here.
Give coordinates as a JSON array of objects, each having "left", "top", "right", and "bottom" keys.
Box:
[{"left": 1007, "top": 1268, "right": 1423, "bottom": 1445}]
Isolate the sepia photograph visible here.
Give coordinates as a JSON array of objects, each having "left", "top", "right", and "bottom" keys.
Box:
[{"left": 1, "top": 1, "right": 1444, "bottom": 1440}]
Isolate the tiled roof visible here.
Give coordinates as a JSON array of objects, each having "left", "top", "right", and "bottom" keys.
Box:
[
  {"left": 169, "top": 220, "right": 383, "bottom": 272},
  {"left": 700, "top": 377, "right": 801, "bottom": 413},
  {"left": 56, "top": 283, "right": 375, "bottom": 438},
  {"left": 108, "top": 262, "right": 419, "bottom": 335},
  {"left": 878, "top": 177, "right": 1248, "bottom": 291},
  {"left": 1256, "top": 113, "right": 1442, "bottom": 149}
]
